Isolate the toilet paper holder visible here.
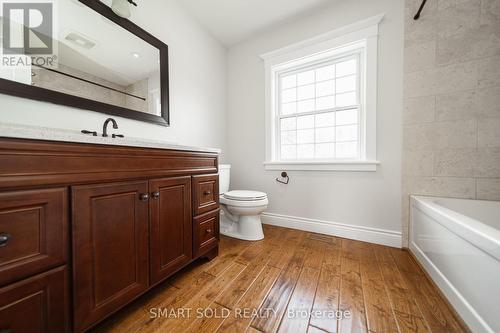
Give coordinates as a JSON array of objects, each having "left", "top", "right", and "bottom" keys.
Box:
[{"left": 276, "top": 171, "right": 289, "bottom": 185}]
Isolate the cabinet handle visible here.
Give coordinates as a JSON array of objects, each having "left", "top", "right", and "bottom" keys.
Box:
[
  {"left": 151, "top": 191, "right": 160, "bottom": 199},
  {"left": 206, "top": 229, "right": 212, "bottom": 234},
  {"left": 204, "top": 191, "right": 212, "bottom": 196},
  {"left": 139, "top": 193, "right": 149, "bottom": 202},
  {"left": 0, "top": 233, "right": 11, "bottom": 247}
]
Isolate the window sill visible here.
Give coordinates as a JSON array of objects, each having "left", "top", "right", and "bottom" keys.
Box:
[{"left": 263, "top": 160, "right": 380, "bottom": 172}]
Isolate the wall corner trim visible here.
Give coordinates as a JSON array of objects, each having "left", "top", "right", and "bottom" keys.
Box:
[{"left": 261, "top": 212, "right": 402, "bottom": 248}]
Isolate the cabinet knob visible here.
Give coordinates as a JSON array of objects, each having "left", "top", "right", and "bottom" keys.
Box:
[
  {"left": 151, "top": 191, "right": 160, "bottom": 199},
  {"left": 204, "top": 190, "right": 212, "bottom": 196},
  {"left": 205, "top": 229, "right": 212, "bottom": 234},
  {"left": 0, "top": 233, "right": 11, "bottom": 247},
  {"left": 139, "top": 193, "right": 149, "bottom": 202}
]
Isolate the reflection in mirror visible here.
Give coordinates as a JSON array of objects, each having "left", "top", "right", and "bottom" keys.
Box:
[{"left": 0, "top": 0, "right": 162, "bottom": 116}]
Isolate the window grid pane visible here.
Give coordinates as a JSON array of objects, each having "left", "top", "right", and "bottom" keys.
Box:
[
  {"left": 279, "top": 108, "right": 360, "bottom": 160},
  {"left": 279, "top": 56, "right": 358, "bottom": 118}
]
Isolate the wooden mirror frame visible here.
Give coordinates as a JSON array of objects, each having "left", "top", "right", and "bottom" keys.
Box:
[{"left": 0, "top": 0, "right": 170, "bottom": 126}]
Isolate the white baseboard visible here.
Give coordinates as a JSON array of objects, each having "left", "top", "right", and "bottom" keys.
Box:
[{"left": 261, "top": 212, "right": 402, "bottom": 248}]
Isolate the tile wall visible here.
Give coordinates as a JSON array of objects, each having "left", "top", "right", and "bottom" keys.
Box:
[{"left": 403, "top": 0, "right": 500, "bottom": 245}]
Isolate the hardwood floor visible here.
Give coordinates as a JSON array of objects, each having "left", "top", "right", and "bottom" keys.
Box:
[{"left": 91, "top": 225, "right": 469, "bottom": 333}]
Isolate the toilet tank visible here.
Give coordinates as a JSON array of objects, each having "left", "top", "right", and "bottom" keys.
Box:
[{"left": 219, "top": 164, "right": 231, "bottom": 194}]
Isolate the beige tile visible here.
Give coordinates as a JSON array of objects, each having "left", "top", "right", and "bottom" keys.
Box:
[
  {"left": 437, "top": 0, "right": 481, "bottom": 38},
  {"left": 473, "top": 23, "right": 500, "bottom": 58},
  {"left": 403, "top": 123, "right": 437, "bottom": 150},
  {"left": 476, "top": 178, "right": 500, "bottom": 200},
  {"left": 403, "top": 119, "right": 477, "bottom": 150},
  {"left": 476, "top": 86, "right": 500, "bottom": 118},
  {"left": 433, "top": 119, "right": 477, "bottom": 149},
  {"left": 404, "top": 96, "right": 436, "bottom": 124},
  {"left": 403, "top": 150, "right": 434, "bottom": 176},
  {"left": 434, "top": 61, "right": 477, "bottom": 94},
  {"left": 404, "top": 41, "right": 436, "bottom": 73},
  {"left": 436, "top": 32, "right": 475, "bottom": 65},
  {"left": 474, "top": 148, "right": 500, "bottom": 177},
  {"left": 436, "top": 90, "right": 476, "bottom": 121},
  {"left": 434, "top": 148, "right": 476, "bottom": 177},
  {"left": 404, "top": 70, "right": 436, "bottom": 98},
  {"left": 480, "top": 0, "right": 500, "bottom": 25},
  {"left": 405, "top": 176, "right": 476, "bottom": 198},
  {"left": 477, "top": 55, "right": 500, "bottom": 88},
  {"left": 438, "top": 0, "right": 479, "bottom": 11},
  {"left": 404, "top": 61, "right": 477, "bottom": 98},
  {"left": 478, "top": 117, "right": 500, "bottom": 147},
  {"left": 435, "top": 22, "right": 500, "bottom": 65}
]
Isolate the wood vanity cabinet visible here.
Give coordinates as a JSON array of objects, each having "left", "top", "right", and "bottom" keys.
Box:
[{"left": 0, "top": 138, "right": 220, "bottom": 332}]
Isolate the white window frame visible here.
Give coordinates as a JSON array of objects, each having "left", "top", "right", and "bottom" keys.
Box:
[{"left": 261, "top": 14, "right": 384, "bottom": 172}]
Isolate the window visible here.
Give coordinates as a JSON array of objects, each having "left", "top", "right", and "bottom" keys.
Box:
[
  {"left": 262, "top": 14, "right": 383, "bottom": 171},
  {"left": 278, "top": 54, "right": 361, "bottom": 160}
]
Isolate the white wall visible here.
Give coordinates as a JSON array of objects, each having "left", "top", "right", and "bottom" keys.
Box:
[
  {"left": 226, "top": 0, "right": 404, "bottom": 244},
  {"left": 0, "top": 0, "right": 228, "bottom": 160}
]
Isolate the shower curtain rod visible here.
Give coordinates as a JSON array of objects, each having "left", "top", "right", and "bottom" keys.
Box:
[{"left": 414, "top": 0, "right": 428, "bottom": 20}]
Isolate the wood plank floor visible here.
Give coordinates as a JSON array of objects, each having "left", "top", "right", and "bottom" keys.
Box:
[{"left": 91, "top": 225, "right": 469, "bottom": 333}]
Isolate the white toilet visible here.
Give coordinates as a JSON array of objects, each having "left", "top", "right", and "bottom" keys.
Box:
[{"left": 218, "top": 164, "right": 268, "bottom": 241}]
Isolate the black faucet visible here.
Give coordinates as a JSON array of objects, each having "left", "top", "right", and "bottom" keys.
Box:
[{"left": 102, "top": 118, "right": 118, "bottom": 137}]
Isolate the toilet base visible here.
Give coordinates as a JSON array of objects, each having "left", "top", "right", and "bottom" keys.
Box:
[{"left": 220, "top": 212, "right": 264, "bottom": 241}]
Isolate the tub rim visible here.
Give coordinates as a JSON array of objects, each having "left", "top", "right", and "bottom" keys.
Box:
[{"left": 410, "top": 195, "right": 500, "bottom": 262}]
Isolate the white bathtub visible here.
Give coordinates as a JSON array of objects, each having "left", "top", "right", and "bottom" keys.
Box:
[{"left": 410, "top": 196, "right": 500, "bottom": 333}]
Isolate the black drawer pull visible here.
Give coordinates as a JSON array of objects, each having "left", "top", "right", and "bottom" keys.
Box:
[
  {"left": 0, "top": 233, "right": 11, "bottom": 247},
  {"left": 204, "top": 191, "right": 212, "bottom": 196}
]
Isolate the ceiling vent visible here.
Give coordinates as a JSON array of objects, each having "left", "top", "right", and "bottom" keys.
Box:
[{"left": 65, "top": 31, "right": 96, "bottom": 50}]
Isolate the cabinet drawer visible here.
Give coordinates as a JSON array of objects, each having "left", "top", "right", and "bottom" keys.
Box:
[
  {"left": 192, "top": 174, "right": 219, "bottom": 215},
  {"left": 0, "top": 188, "right": 68, "bottom": 287},
  {"left": 0, "top": 266, "right": 68, "bottom": 333},
  {"left": 193, "top": 209, "right": 219, "bottom": 257}
]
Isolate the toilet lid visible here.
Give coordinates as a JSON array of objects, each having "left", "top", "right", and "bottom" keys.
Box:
[{"left": 223, "top": 190, "right": 267, "bottom": 201}]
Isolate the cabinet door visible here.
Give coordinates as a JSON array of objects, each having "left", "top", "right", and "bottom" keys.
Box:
[
  {"left": 0, "top": 266, "right": 68, "bottom": 333},
  {"left": 149, "top": 176, "right": 192, "bottom": 285},
  {"left": 72, "top": 181, "right": 149, "bottom": 332},
  {"left": 0, "top": 188, "right": 67, "bottom": 287}
]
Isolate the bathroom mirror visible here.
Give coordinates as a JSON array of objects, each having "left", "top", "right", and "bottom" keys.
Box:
[{"left": 0, "top": 0, "right": 169, "bottom": 126}]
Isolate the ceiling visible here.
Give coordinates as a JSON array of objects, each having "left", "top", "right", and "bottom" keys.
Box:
[
  {"left": 179, "top": 0, "right": 334, "bottom": 46},
  {"left": 55, "top": 0, "right": 160, "bottom": 86}
]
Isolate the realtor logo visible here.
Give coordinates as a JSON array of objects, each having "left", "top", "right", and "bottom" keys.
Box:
[
  {"left": 2, "top": 2, "right": 53, "bottom": 54},
  {"left": 1, "top": 0, "right": 57, "bottom": 68}
]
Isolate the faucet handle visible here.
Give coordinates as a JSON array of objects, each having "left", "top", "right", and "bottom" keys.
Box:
[
  {"left": 81, "top": 130, "right": 97, "bottom": 136},
  {"left": 112, "top": 134, "right": 125, "bottom": 138}
]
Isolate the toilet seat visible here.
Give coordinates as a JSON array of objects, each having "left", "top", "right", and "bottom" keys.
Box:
[
  {"left": 223, "top": 190, "right": 267, "bottom": 201},
  {"left": 220, "top": 195, "right": 268, "bottom": 207}
]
